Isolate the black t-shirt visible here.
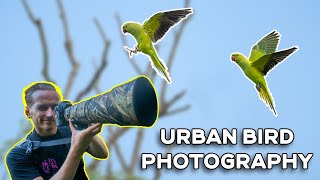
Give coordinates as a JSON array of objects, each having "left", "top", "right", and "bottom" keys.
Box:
[{"left": 6, "top": 127, "right": 88, "bottom": 180}]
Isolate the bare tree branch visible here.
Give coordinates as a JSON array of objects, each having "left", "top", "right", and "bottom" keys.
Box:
[
  {"left": 22, "top": 0, "right": 55, "bottom": 83},
  {"left": 57, "top": 0, "right": 79, "bottom": 99},
  {"left": 160, "top": 0, "right": 192, "bottom": 105},
  {"left": 106, "top": 128, "right": 129, "bottom": 147},
  {"left": 75, "top": 18, "right": 110, "bottom": 102},
  {"left": 153, "top": 145, "right": 175, "bottom": 180},
  {"left": 16, "top": 1, "right": 193, "bottom": 180},
  {"left": 106, "top": 160, "right": 113, "bottom": 179},
  {"left": 21, "top": 0, "right": 35, "bottom": 21},
  {"left": 145, "top": 65, "right": 157, "bottom": 81},
  {"left": 94, "top": 18, "right": 108, "bottom": 42},
  {"left": 87, "top": 126, "right": 130, "bottom": 172},
  {"left": 114, "top": 13, "right": 143, "bottom": 75},
  {"left": 166, "top": 90, "right": 187, "bottom": 110},
  {"left": 161, "top": 104, "right": 191, "bottom": 118},
  {"left": 107, "top": 1, "right": 193, "bottom": 163},
  {"left": 86, "top": 62, "right": 101, "bottom": 172},
  {"left": 92, "top": 59, "right": 101, "bottom": 93},
  {"left": 109, "top": 127, "right": 129, "bottom": 171},
  {"left": 128, "top": 129, "right": 144, "bottom": 175},
  {"left": 113, "top": 140, "right": 129, "bottom": 171},
  {"left": 86, "top": 159, "right": 99, "bottom": 173}
]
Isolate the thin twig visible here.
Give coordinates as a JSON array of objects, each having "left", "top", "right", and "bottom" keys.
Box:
[
  {"left": 113, "top": 141, "right": 129, "bottom": 171},
  {"left": 92, "top": 59, "right": 101, "bottom": 93},
  {"left": 106, "top": 159, "right": 113, "bottom": 179},
  {"left": 160, "top": 104, "right": 191, "bottom": 118},
  {"left": 57, "top": 0, "right": 79, "bottom": 99},
  {"left": 145, "top": 65, "right": 157, "bottom": 81},
  {"left": 86, "top": 158, "right": 99, "bottom": 173},
  {"left": 75, "top": 18, "right": 110, "bottom": 102},
  {"left": 87, "top": 127, "right": 129, "bottom": 172},
  {"left": 22, "top": 0, "right": 54, "bottom": 83},
  {"left": 153, "top": 145, "right": 175, "bottom": 180},
  {"left": 128, "top": 129, "right": 144, "bottom": 175},
  {"left": 114, "top": 13, "right": 143, "bottom": 75},
  {"left": 86, "top": 62, "right": 102, "bottom": 172},
  {"left": 106, "top": 128, "right": 129, "bottom": 147},
  {"left": 160, "top": 0, "right": 192, "bottom": 105},
  {"left": 159, "top": 90, "right": 188, "bottom": 115},
  {"left": 94, "top": 18, "right": 108, "bottom": 42},
  {"left": 108, "top": 127, "right": 129, "bottom": 171},
  {"left": 166, "top": 90, "right": 187, "bottom": 110}
]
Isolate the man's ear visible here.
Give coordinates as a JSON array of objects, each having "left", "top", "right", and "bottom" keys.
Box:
[{"left": 25, "top": 107, "right": 31, "bottom": 119}]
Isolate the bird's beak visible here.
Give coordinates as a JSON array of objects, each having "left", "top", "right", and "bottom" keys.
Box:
[
  {"left": 122, "top": 27, "right": 127, "bottom": 34},
  {"left": 231, "top": 55, "right": 235, "bottom": 62}
]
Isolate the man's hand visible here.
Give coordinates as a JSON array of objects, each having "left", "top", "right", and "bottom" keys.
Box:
[
  {"left": 68, "top": 119, "right": 102, "bottom": 157},
  {"left": 36, "top": 121, "right": 103, "bottom": 180}
]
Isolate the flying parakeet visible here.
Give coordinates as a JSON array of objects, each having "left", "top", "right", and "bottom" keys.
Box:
[
  {"left": 231, "top": 30, "right": 298, "bottom": 116},
  {"left": 122, "top": 8, "right": 193, "bottom": 84}
]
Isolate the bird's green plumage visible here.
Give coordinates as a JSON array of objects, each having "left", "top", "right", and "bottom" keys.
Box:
[
  {"left": 251, "top": 47, "right": 298, "bottom": 76},
  {"left": 232, "top": 53, "right": 276, "bottom": 115},
  {"left": 233, "top": 54, "right": 266, "bottom": 85},
  {"left": 143, "top": 13, "right": 162, "bottom": 42},
  {"left": 249, "top": 31, "right": 280, "bottom": 62},
  {"left": 122, "top": 22, "right": 171, "bottom": 82},
  {"left": 122, "top": 8, "right": 192, "bottom": 83},
  {"left": 231, "top": 31, "right": 298, "bottom": 116}
]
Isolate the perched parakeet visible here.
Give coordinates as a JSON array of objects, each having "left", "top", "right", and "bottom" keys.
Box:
[
  {"left": 231, "top": 31, "right": 298, "bottom": 116},
  {"left": 122, "top": 8, "right": 193, "bottom": 84}
]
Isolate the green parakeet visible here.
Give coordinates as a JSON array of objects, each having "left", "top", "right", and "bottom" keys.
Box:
[
  {"left": 122, "top": 8, "right": 193, "bottom": 84},
  {"left": 231, "top": 31, "right": 298, "bottom": 116}
]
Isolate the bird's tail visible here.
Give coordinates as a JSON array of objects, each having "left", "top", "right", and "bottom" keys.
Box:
[
  {"left": 149, "top": 52, "right": 172, "bottom": 84},
  {"left": 256, "top": 83, "right": 277, "bottom": 116}
]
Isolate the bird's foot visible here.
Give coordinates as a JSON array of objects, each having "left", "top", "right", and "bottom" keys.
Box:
[
  {"left": 134, "top": 45, "right": 140, "bottom": 53},
  {"left": 124, "top": 46, "right": 138, "bottom": 59}
]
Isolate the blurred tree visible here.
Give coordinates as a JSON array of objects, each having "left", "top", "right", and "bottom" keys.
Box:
[{"left": 1, "top": 0, "right": 192, "bottom": 179}]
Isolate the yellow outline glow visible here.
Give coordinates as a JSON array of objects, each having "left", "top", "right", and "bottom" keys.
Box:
[{"left": 5, "top": 75, "right": 159, "bottom": 179}]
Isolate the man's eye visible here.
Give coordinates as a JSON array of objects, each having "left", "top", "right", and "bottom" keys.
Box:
[
  {"left": 37, "top": 105, "right": 49, "bottom": 111},
  {"left": 36, "top": 104, "right": 58, "bottom": 111}
]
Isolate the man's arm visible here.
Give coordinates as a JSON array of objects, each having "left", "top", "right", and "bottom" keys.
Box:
[
  {"left": 5, "top": 137, "right": 86, "bottom": 180},
  {"left": 86, "top": 134, "right": 109, "bottom": 159},
  {"left": 47, "top": 120, "right": 103, "bottom": 180},
  {"left": 6, "top": 121, "right": 106, "bottom": 180}
]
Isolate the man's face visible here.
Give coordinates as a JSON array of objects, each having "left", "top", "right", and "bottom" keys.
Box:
[{"left": 25, "top": 90, "right": 60, "bottom": 136}]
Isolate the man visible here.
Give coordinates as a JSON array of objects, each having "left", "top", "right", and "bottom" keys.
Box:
[{"left": 5, "top": 82, "right": 108, "bottom": 179}]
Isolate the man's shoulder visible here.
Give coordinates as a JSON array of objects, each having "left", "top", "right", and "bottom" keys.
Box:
[
  {"left": 5, "top": 140, "right": 42, "bottom": 180},
  {"left": 6, "top": 126, "right": 72, "bottom": 159},
  {"left": 6, "top": 141, "right": 29, "bottom": 163}
]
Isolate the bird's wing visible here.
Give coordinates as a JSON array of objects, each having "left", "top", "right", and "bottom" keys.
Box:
[
  {"left": 249, "top": 31, "right": 280, "bottom": 62},
  {"left": 251, "top": 47, "right": 298, "bottom": 76},
  {"left": 143, "top": 8, "right": 192, "bottom": 43}
]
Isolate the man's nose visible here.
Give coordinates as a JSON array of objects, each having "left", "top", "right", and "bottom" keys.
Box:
[{"left": 46, "top": 107, "right": 55, "bottom": 117}]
